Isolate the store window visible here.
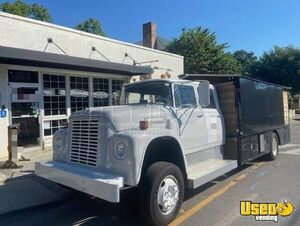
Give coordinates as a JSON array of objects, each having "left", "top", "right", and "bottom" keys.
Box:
[
  {"left": 112, "top": 80, "right": 123, "bottom": 105},
  {"left": 9, "top": 70, "right": 40, "bottom": 147},
  {"left": 43, "top": 74, "right": 66, "bottom": 116},
  {"left": 9, "top": 70, "right": 38, "bottom": 83},
  {"left": 70, "top": 76, "right": 89, "bottom": 113},
  {"left": 44, "top": 119, "right": 67, "bottom": 136},
  {"left": 93, "top": 78, "right": 109, "bottom": 107}
]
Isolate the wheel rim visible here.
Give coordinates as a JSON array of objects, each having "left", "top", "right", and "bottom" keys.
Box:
[
  {"left": 157, "top": 175, "right": 179, "bottom": 215},
  {"left": 272, "top": 136, "right": 278, "bottom": 156}
]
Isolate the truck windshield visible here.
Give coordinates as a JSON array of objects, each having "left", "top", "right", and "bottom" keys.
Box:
[{"left": 119, "top": 81, "right": 173, "bottom": 106}]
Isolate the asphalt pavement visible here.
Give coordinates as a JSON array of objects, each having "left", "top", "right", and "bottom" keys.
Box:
[{"left": 0, "top": 119, "right": 300, "bottom": 226}]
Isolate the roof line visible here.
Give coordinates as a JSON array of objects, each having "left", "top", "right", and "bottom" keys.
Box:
[
  {"left": 0, "top": 12, "right": 184, "bottom": 59},
  {"left": 179, "top": 74, "right": 241, "bottom": 78}
]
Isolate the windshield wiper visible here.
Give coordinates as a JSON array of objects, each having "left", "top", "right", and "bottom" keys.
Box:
[
  {"left": 181, "top": 104, "right": 196, "bottom": 108},
  {"left": 148, "top": 102, "right": 166, "bottom": 106}
]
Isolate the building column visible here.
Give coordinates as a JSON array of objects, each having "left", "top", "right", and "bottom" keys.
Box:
[
  {"left": 0, "top": 66, "right": 9, "bottom": 158},
  {"left": 89, "top": 77, "right": 93, "bottom": 108},
  {"left": 108, "top": 78, "right": 112, "bottom": 106},
  {"left": 65, "top": 75, "right": 71, "bottom": 117},
  {"left": 38, "top": 71, "right": 44, "bottom": 147}
]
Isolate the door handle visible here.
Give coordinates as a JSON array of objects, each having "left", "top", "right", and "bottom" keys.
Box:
[{"left": 197, "top": 114, "right": 203, "bottom": 118}]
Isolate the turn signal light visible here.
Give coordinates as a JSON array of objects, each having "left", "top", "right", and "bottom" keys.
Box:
[{"left": 139, "top": 120, "right": 149, "bottom": 130}]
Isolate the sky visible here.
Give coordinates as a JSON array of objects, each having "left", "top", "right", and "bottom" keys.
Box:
[{"left": 1, "top": 0, "right": 300, "bottom": 56}]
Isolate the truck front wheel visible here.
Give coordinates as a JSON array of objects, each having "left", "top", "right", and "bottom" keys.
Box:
[{"left": 138, "top": 162, "right": 184, "bottom": 226}]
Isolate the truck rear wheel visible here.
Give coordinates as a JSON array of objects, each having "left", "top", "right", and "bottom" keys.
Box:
[
  {"left": 267, "top": 133, "right": 279, "bottom": 160},
  {"left": 138, "top": 162, "right": 184, "bottom": 226}
]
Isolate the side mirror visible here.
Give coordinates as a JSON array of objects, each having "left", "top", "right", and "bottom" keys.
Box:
[{"left": 198, "top": 81, "right": 210, "bottom": 107}]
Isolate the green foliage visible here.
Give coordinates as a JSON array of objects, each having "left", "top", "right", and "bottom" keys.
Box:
[
  {"left": 74, "top": 18, "right": 105, "bottom": 36},
  {"left": 253, "top": 46, "right": 300, "bottom": 94},
  {"left": 0, "top": 0, "right": 52, "bottom": 22},
  {"left": 166, "top": 27, "right": 242, "bottom": 74},
  {"left": 30, "top": 3, "right": 52, "bottom": 22},
  {"left": 232, "top": 50, "right": 258, "bottom": 76},
  {"left": 1, "top": 0, "right": 30, "bottom": 17}
]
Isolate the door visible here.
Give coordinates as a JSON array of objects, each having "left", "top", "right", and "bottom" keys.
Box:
[
  {"left": 201, "top": 88, "right": 223, "bottom": 148},
  {"left": 173, "top": 84, "right": 208, "bottom": 154},
  {"left": 10, "top": 83, "right": 40, "bottom": 147}
]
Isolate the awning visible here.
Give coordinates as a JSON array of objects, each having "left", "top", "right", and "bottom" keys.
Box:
[{"left": 0, "top": 46, "right": 153, "bottom": 76}]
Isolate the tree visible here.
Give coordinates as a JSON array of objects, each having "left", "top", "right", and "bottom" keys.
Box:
[
  {"left": 253, "top": 46, "right": 300, "bottom": 94},
  {"left": 1, "top": 0, "right": 30, "bottom": 17},
  {"left": 0, "top": 0, "right": 52, "bottom": 22},
  {"left": 166, "top": 27, "right": 242, "bottom": 74},
  {"left": 232, "top": 50, "right": 258, "bottom": 76},
  {"left": 30, "top": 3, "right": 52, "bottom": 22},
  {"left": 74, "top": 18, "right": 105, "bottom": 36}
]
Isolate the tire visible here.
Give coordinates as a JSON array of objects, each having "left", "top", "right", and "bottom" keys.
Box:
[
  {"left": 138, "top": 162, "right": 184, "bottom": 226},
  {"left": 267, "top": 133, "right": 279, "bottom": 160}
]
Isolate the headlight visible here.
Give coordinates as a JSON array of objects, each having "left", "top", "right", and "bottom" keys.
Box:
[
  {"left": 114, "top": 142, "right": 127, "bottom": 160},
  {"left": 53, "top": 135, "right": 64, "bottom": 152}
]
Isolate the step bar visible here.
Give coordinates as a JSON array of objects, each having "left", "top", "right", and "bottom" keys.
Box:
[{"left": 187, "top": 159, "right": 238, "bottom": 189}]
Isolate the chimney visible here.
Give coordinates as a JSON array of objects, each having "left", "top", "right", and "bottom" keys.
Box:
[{"left": 143, "top": 22, "right": 157, "bottom": 49}]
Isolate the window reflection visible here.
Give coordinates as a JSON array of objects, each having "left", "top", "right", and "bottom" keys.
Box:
[
  {"left": 70, "top": 76, "right": 89, "bottom": 113},
  {"left": 93, "top": 78, "right": 109, "bottom": 107},
  {"left": 43, "top": 74, "right": 66, "bottom": 116},
  {"left": 112, "top": 80, "right": 123, "bottom": 105},
  {"left": 44, "top": 119, "right": 67, "bottom": 136}
]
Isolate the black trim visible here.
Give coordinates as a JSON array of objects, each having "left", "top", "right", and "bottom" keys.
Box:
[
  {"left": 180, "top": 74, "right": 291, "bottom": 90},
  {"left": 0, "top": 46, "right": 153, "bottom": 76}
]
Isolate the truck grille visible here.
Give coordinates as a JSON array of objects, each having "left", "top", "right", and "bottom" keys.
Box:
[{"left": 70, "top": 119, "right": 99, "bottom": 167}]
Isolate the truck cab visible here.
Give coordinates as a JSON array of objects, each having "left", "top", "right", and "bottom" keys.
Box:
[{"left": 36, "top": 77, "right": 286, "bottom": 226}]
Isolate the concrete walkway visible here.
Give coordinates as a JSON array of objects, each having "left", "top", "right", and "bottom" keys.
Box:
[{"left": 0, "top": 149, "right": 74, "bottom": 215}]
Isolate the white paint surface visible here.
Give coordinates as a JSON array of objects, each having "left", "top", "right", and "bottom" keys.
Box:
[{"left": 0, "top": 12, "right": 184, "bottom": 79}]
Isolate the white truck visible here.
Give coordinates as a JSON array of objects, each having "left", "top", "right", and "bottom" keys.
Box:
[{"left": 35, "top": 75, "right": 290, "bottom": 225}]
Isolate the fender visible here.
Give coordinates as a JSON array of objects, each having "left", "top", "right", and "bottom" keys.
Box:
[
  {"left": 137, "top": 135, "right": 188, "bottom": 184},
  {"left": 106, "top": 129, "right": 187, "bottom": 186}
]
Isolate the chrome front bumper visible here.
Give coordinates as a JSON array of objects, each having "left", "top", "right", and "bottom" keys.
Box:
[{"left": 35, "top": 161, "right": 124, "bottom": 203}]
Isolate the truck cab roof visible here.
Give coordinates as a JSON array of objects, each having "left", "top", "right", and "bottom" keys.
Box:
[{"left": 125, "top": 79, "right": 200, "bottom": 86}]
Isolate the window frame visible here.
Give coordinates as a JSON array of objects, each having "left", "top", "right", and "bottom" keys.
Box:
[
  {"left": 201, "top": 88, "right": 217, "bottom": 109},
  {"left": 120, "top": 81, "right": 173, "bottom": 106},
  {"left": 69, "top": 75, "right": 90, "bottom": 113},
  {"left": 173, "top": 84, "right": 198, "bottom": 108},
  {"left": 8, "top": 70, "right": 39, "bottom": 83},
  {"left": 42, "top": 74, "right": 67, "bottom": 117},
  {"left": 93, "top": 78, "right": 109, "bottom": 107},
  {"left": 111, "top": 79, "right": 124, "bottom": 105},
  {"left": 43, "top": 119, "right": 68, "bottom": 136}
]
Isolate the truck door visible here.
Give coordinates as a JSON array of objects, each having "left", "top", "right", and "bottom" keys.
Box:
[
  {"left": 201, "top": 87, "right": 223, "bottom": 148},
  {"left": 173, "top": 84, "right": 208, "bottom": 154}
]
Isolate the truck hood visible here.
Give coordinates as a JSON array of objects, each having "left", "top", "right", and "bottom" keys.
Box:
[{"left": 70, "top": 105, "right": 171, "bottom": 131}]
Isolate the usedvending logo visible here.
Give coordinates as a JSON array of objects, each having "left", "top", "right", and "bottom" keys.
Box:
[{"left": 240, "top": 200, "right": 294, "bottom": 222}]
